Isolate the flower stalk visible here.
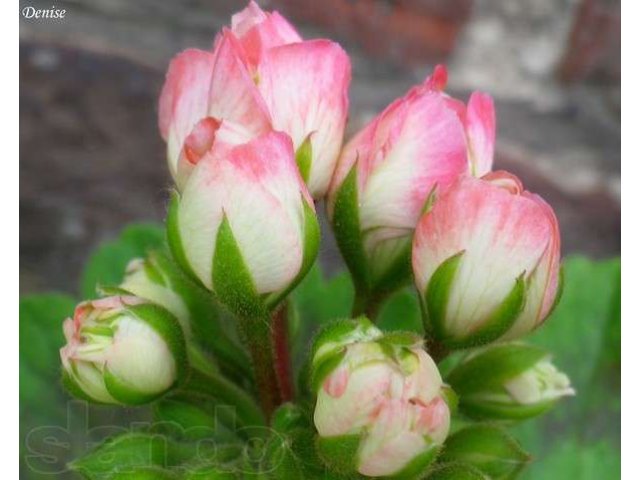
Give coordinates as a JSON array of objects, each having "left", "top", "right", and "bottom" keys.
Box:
[
  {"left": 182, "top": 368, "right": 266, "bottom": 427},
  {"left": 272, "top": 304, "right": 294, "bottom": 402},
  {"left": 237, "top": 315, "right": 282, "bottom": 420}
]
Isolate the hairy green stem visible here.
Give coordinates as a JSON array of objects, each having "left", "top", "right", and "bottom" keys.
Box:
[
  {"left": 272, "top": 304, "right": 294, "bottom": 402},
  {"left": 182, "top": 368, "right": 265, "bottom": 427},
  {"left": 351, "top": 289, "right": 385, "bottom": 321},
  {"left": 237, "top": 316, "right": 281, "bottom": 421}
]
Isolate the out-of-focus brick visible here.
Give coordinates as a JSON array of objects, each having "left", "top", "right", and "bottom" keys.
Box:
[
  {"left": 558, "top": 0, "right": 620, "bottom": 83},
  {"left": 273, "top": 0, "right": 473, "bottom": 64}
]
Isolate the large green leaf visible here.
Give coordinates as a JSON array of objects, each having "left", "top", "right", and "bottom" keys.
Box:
[
  {"left": 20, "top": 294, "right": 76, "bottom": 478},
  {"left": 80, "top": 223, "right": 165, "bottom": 298}
]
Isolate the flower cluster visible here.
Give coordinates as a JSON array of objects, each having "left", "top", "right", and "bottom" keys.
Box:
[
  {"left": 312, "top": 319, "right": 451, "bottom": 477},
  {"left": 58, "top": 2, "right": 573, "bottom": 478}
]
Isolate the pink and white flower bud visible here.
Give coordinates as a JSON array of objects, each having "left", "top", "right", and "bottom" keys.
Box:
[
  {"left": 412, "top": 171, "right": 561, "bottom": 347},
  {"left": 231, "top": 1, "right": 351, "bottom": 198},
  {"left": 327, "top": 66, "right": 468, "bottom": 294},
  {"left": 158, "top": 32, "right": 272, "bottom": 189},
  {"left": 504, "top": 358, "right": 574, "bottom": 405},
  {"left": 312, "top": 321, "right": 450, "bottom": 477},
  {"left": 167, "top": 130, "right": 319, "bottom": 310},
  {"left": 159, "top": 2, "right": 351, "bottom": 198},
  {"left": 60, "top": 296, "right": 186, "bottom": 405}
]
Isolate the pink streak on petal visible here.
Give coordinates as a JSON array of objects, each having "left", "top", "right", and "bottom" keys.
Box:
[{"left": 323, "top": 366, "right": 349, "bottom": 398}]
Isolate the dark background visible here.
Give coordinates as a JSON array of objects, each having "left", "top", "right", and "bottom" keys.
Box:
[{"left": 20, "top": 0, "right": 620, "bottom": 296}]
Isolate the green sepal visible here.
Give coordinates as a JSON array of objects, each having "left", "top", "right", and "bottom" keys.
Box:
[
  {"left": 426, "top": 463, "right": 487, "bottom": 480},
  {"left": 440, "top": 424, "right": 530, "bottom": 479},
  {"left": 378, "top": 331, "right": 423, "bottom": 349},
  {"left": 446, "top": 343, "right": 548, "bottom": 396},
  {"left": 425, "top": 251, "right": 527, "bottom": 349},
  {"left": 310, "top": 348, "right": 347, "bottom": 394},
  {"left": 386, "top": 445, "right": 440, "bottom": 479},
  {"left": 103, "top": 367, "right": 164, "bottom": 405},
  {"left": 424, "top": 251, "right": 464, "bottom": 341},
  {"left": 265, "top": 197, "right": 320, "bottom": 310},
  {"left": 212, "top": 214, "right": 267, "bottom": 319},
  {"left": 440, "top": 384, "right": 459, "bottom": 415},
  {"left": 310, "top": 317, "right": 379, "bottom": 366},
  {"left": 97, "top": 285, "right": 133, "bottom": 296},
  {"left": 315, "top": 434, "right": 362, "bottom": 475},
  {"left": 295, "top": 134, "right": 313, "bottom": 183},
  {"left": 459, "top": 273, "right": 526, "bottom": 347},
  {"left": 61, "top": 369, "right": 106, "bottom": 404},
  {"left": 331, "top": 163, "right": 370, "bottom": 294},
  {"left": 460, "top": 397, "right": 557, "bottom": 422},
  {"left": 166, "top": 190, "right": 203, "bottom": 288}
]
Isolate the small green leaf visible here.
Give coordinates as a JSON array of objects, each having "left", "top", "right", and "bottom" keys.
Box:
[{"left": 440, "top": 425, "right": 530, "bottom": 479}]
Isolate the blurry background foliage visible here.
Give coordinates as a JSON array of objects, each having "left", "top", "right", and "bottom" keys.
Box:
[
  {"left": 20, "top": 223, "right": 620, "bottom": 479},
  {"left": 20, "top": 0, "right": 619, "bottom": 478}
]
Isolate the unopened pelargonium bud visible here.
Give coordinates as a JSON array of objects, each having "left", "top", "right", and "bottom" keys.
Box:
[
  {"left": 312, "top": 319, "right": 451, "bottom": 477},
  {"left": 60, "top": 296, "right": 187, "bottom": 405},
  {"left": 167, "top": 131, "right": 319, "bottom": 316},
  {"left": 413, "top": 171, "right": 561, "bottom": 348},
  {"left": 447, "top": 343, "right": 574, "bottom": 421},
  {"left": 159, "top": 2, "right": 351, "bottom": 198},
  {"left": 158, "top": 33, "right": 272, "bottom": 190},
  {"left": 327, "top": 66, "right": 468, "bottom": 304}
]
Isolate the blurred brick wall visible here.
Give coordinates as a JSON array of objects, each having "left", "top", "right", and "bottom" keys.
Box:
[{"left": 273, "top": 0, "right": 473, "bottom": 63}]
